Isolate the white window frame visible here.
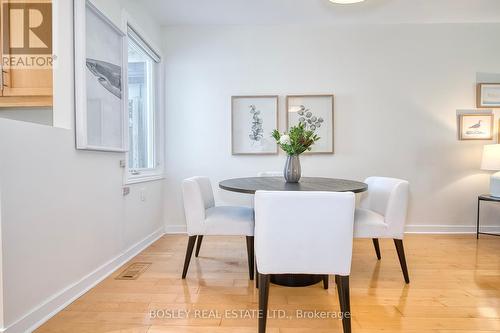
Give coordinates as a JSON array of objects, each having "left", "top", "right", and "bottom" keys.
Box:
[{"left": 124, "top": 24, "right": 164, "bottom": 185}]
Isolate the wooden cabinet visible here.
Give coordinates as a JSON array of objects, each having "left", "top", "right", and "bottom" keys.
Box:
[
  {"left": 1, "top": 69, "right": 53, "bottom": 107},
  {"left": 0, "top": 0, "right": 53, "bottom": 107}
]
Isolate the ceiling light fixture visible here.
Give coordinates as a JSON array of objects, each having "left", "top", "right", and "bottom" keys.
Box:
[{"left": 329, "top": 0, "right": 365, "bottom": 4}]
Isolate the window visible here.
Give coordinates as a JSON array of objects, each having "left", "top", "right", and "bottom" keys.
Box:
[{"left": 126, "top": 27, "right": 162, "bottom": 183}]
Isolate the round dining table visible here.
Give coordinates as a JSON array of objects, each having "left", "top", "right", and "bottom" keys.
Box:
[{"left": 219, "top": 176, "right": 368, "bottom": 287}]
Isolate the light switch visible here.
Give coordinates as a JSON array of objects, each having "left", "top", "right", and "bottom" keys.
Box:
[{"left": 123, "top": 187, "right": 130, "bottom": 196}]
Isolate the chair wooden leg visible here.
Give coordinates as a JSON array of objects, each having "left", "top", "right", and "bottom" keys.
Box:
[
  {"left": 258, "top": 274, "right": 270, "bottom": 333},
  {"left": 195, "top": 235, "right": 203, "bottom": 257},
  {"left": 181, "top": 236, "right": 197, "bottom": 279},
  {"left": 372, "top": 238, "right": 381, "bottom": 260},
  {"left": 322, "top": 275, "right": 329, "bottom": 289},
  {"left": 394, "top": 239, "right": 410, "bottom": 284},
  {"left": 335, "top": 275, "right": 342, "bottom": 308},
  {"left": 336, "top": 275, "right": 351, "bottom": 333},
  {"left": 246, "top": 236, "right": 255, "bottom": 280}
]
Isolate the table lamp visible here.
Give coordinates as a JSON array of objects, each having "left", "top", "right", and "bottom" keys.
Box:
[{"left": 481, "top": 144, "right": 500, "bottom": 197}]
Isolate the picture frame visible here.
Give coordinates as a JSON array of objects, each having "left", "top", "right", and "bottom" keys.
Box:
[
  {"left": 286, "top": 95, "right": 334, "bottom": 154},
  {"left": 458, "top": 113, "right": 494, "bottom": 140},
  {"left": 477, "top": 83, "right": 500, "bottom": 108},
  {"left": 498, "top": 119, "right": 500, "bottom": 143},
  {"left": 231, "top": 96, "right": 279, "bottom": 155},
  {"left": 74, "top": 0, "right": 128, "bottom": 152}
]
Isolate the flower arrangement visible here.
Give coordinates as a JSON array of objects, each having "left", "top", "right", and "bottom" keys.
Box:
[{"left": 272, "top": 123, "right": 320, "bottom": 156}]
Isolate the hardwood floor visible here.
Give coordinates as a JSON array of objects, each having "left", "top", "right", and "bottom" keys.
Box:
[{"left": 36, "top": 235, "right": 500, "bottom": 333}]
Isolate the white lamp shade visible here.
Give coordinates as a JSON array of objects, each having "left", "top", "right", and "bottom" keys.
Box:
[{"left": 481, "top": 144, "right": 500, "bottom": 171}]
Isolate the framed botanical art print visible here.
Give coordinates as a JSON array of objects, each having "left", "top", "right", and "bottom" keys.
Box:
[
  {"left": 459, "top": 114, "right": 494, "bottom": 140},
  {"left": 286, "top": 95, "right": 334, "bottom": 154},
  {"left": 231, "top": 96, "right": 279, "bottom": 155},
  {"left": 477, "top": 83, "right": 500, "bottom": 108}
]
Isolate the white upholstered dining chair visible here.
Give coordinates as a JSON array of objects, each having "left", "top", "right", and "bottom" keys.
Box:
[
  {"left": 181, "top": 176, "right": 255, "bottom": 279},
  {"left": 254, "top": 191, "right": 356, "bottom": 333},
  {"left": 354, "top": 177, "right": 410, "bottom": 283}
]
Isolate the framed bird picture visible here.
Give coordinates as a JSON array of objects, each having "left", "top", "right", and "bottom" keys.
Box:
[
  {"left": 459, "top": 114, "right": 494, "bottom": 140},
  {"left": 477, "top": 83, "right": 500, "bottom": 108},
  {"left": 74, "top": 0, "right": 128, "bottom": 152}
]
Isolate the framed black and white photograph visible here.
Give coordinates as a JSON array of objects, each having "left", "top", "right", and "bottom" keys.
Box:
[
  {"left": 231, "top": 96, "right": 278, "bottom": 155},
  {"left": 74, "top": 0, "right": 128, "bottom": 151},
  {"left": 459, "top": 113, "right": 494, "bottom": 140},
  {"left": 286, "top": 95, "right": 334, "bottom": 154},
  {"left": 477, "top": 83, "right": 500, "bottom": 108}
]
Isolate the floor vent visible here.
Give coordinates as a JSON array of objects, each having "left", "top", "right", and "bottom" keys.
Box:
[{"left": 115, "top": 262, "right": 151, "bottom": 280}]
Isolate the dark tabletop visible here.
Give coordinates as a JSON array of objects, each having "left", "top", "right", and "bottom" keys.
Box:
[
  {"left": 219, "top": 177, "right": 368, "bottom": 195},
  {"left": 479, "top": 194, "right": 500, "bottom": 202}
]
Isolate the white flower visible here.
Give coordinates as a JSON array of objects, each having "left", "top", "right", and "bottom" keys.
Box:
[{"left": 279, "top": 134, "right": 291, "bottom": 145}]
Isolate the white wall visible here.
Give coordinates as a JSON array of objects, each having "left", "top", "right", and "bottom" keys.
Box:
[
  {"left": 0, "top": 109, "right": 52, "bottom": 126},
  {"left": 163, "top": 23, "right": 500, "bottom": 232},
  {"left": 0, "top": 0, "right": 165, "bottom": 331}
]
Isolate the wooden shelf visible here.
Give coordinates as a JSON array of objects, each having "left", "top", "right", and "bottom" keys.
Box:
[{"left": 0, "top": 96, "right": 53, "bottom": 108}]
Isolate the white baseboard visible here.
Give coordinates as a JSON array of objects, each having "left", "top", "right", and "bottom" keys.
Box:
[
  {"left": 4, "top": 227, "right": 165, "bottom": 333},
  {"left": 405, "top": 224, "right": 500, "bottom": 234},
  {"left": 165, "top": 224, "right": 187, "bottom": 234}
]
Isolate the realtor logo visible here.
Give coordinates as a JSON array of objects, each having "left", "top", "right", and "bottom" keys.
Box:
[{"left": 2, "top": 1, "right": 52, "bottom": 55}]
